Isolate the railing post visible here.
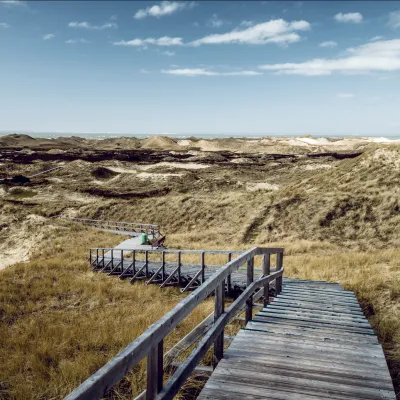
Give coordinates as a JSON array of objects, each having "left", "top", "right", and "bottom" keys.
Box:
[
  {"left": 102, "top": 249, "right": 105, "bottom": 268},
  {"left": 227, "top": 253, "right": 232, "bottom": 296},
  {"left": 146, "top": 339, "right": 163, "bottom": 399},
  {"left": 132, "top": 250, "right": 136, "bottom": 275},
  {"left": 145, "top": 251, "right": 149, "bottom": 278},
  {"left": 120, "top": 250, "right": 123, "bottom": 273},
  {"left": 111, "top": 249, "right": 114, "bottom": 271},
  {"left": 213, "top": 279, "right": 225, "bottom": 369},
  {"left": 262, "top": 253, "right": 271, "bottom": 307},
  {"left": 162, "top": 251, "right": 165, "bottom": 281},
  {"left": 245, "top": 257, "right": 254, "bottom": 324},
  {"left": 276, "top": 251, "right": 283, "bottom": 295},
  {"left": 177, "top": 251, "right": 181, "bottom": 285},
  {"left": 201, "top": 252, "right": 205, "bottom": 283}
]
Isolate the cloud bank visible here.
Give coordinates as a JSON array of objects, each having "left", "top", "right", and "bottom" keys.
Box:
[
  {"left": 259, "top": 39, "right": 400, "bottom": 76},
  {"left": 190, "top": 19, "right": 311, "bottom": 46}
]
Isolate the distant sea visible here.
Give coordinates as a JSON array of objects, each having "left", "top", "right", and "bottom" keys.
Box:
[{"left": 1, "top": 131, "right": 400, "bottom": 140}]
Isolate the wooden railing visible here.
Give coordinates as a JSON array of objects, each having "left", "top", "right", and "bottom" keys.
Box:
[
  {"left": 65, "top": 247, "right": 284, "bottom": 400},
  {"left": 89, "top": 248, "right": 243, "bottom": 292},
  {"left": 68, "top": 218, "right": 161, "bottom": 237}
]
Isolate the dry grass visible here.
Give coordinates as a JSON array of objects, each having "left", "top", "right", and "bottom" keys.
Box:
[
  {"left": 1, "top": 145, "right": 400, "bottom": 398},
  {"left": 0, "top": 224, "right": 213, "bottom": 399}
]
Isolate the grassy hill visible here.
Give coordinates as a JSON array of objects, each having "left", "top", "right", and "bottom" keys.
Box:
[{"left": 0, "top": 144, "right": 399, "bottom": 398}]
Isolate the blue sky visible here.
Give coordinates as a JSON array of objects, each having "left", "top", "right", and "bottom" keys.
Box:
[{"left": 1, "top": 0, "right": 400, "bottom": 136}]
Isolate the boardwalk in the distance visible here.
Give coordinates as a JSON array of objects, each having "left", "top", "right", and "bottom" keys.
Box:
[{"left": 199, "top": 279, "right": 396, "bottom": 400}]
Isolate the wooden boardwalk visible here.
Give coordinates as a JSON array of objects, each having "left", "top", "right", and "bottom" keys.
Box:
[
  {"left": 67, "top": 246, "right": 396, "bottom": 400},
  {"left": 199, "top": 279, "right": 396, "bottom": 400}
]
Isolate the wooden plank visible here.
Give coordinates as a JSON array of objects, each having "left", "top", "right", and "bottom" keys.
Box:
[
  {"left": 253, "top": 315, "right": 374, "bottom": 333},
  {"left": 233, "top": 328, "right": 383, "bottom": 354},
  {"left": 215, "top": 357, "right": 394, "bottom": 390},
  {"left": 229, "top": 339, "right": 386, "bottom": 368},
  {"left": 270, "top": 300, "right": 364, "bottom": 314},
  {"left": 209, "top": 366, "right": 396, "bottom": 399},
  {"left": 245, "top": 322, "right": 377, "bottom": 344},
  {"left": 257, "top": 310, "right": 371, "bottom": 326},
  {"left": 227, "top": 339, "right": 388, "bottom": 370},
  {"left": 266, "top": 305, "right": 365, "bottom": 319},
  {"left": 281, "top": 286, "right": 355, "bottom": 297},
  {"left": 276, "top": 294, "right": 361, "bottom": 306},
  {"left": 247, "top": 318, "right": 377, "bottom": 338},
  {"left": 222, "top": 350, "right": 392, "bottom": 383},
  {"left": 199, "top": 380, "right": 331, "bottom": 400},
  {"left": 263, "top": 306, "right": 368, "bottom": 321},
  {"left": 277, "top": 290, "right": 359, "bottom": 301}
]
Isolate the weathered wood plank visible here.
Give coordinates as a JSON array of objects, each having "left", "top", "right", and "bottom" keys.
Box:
[
  {"left": 263, "top": 306, "right": 368, "bottom": 320},
  {"left": 209, "top": 367, "right": 396, "bottom": 399},
  {"left": 253, "top": 315, "right": 374, "bottom": 333},
  {"left": 199, "top": 279, "right": 395, "bottom": 400}
]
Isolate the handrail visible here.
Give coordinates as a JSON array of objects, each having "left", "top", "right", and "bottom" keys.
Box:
[
  {"left": 66, "top": 247, "right": 284, "bottom": 400},
  {"left": 66, "top": 218, "right": 161, "bottom": 237},
  {"left": 69, "top": 218, "right": 159, "bottom": 228},
  {"left": 90, "top": 247, "right": 247, "bottom": 255}
]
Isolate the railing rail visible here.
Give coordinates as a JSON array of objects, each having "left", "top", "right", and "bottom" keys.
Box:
[
  {"left": 66, "top": 247, "right": 284, "bottom": 400},
  {"left": 68, "top": 218, "right": 160, "bottom": 237}
]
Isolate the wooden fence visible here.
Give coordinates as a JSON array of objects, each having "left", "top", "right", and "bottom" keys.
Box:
[
  {"left": 65, "top": 247, "right": 284, "bottom": 400},
  {"left": 69, "top": 218, "right": 160, "bottom": 237},
  {"left": 90, "top": 248, "right": 244, "bottom": 292}
]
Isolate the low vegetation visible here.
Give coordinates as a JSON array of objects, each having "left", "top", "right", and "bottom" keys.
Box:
[{"left": 0, "top": 139, "right": 399, "bottom": 399}]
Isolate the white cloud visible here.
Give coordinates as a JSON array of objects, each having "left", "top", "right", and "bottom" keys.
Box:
[
  {"left": 114, "top": 18, "right": 310, "bottom": 49},
  {"left": 0, "top": 22, "right": 10, "bottom": 28},
  {"left": 162, "top": 68, "right": 262, "bottom": 76},
  {"left": 161, "top": 50, "right": 176, "bottom": 56},
  {"left": 259, "top": 39, "right": 400, "bottom": 76},
  {"left": 68, "top": 21, "right": 117, "bottom": 30},
  {"left": 140, "top": 68, "right": 151, "bottom": 74},
  {"left": 207, "top": 13, "right": 227, "bottom": 28},
  {"left": 334, "top": 12, "right": 363, "bottom": 24},
  {"left": 371, "top": 36, "right": 384, "bottom": 41},
  {"left": 337, "top": 93, "right": 355, "bottom": 98},
  {"left": 134, "top": 1, "right": 195, "bottom": 19},
  {"left": 240, "top": 20, "right": 253, "bottom": 27},
  {"left": 388, "top": 10, "right": 400, "bottom": 29},
  {"left": 66, "top": 38, "right": 90, "bottom": 44},
  {"left": 110, "top": 14, "right": 118, "bottom": 21},
  {"left": 43, "top": 33, "right": 55, "bottom": 40},
  {"left": 113, "top": 36, "right": 183, "bottom": 47},
  {"left": 0, "top": 0, "right": 26, "bottom": 7},
  {"left": 319, "top": 41, "right": 337, "bottom": 48},
  {"left": 190, "top": 19, "right": 311, "bottom": 46}
]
